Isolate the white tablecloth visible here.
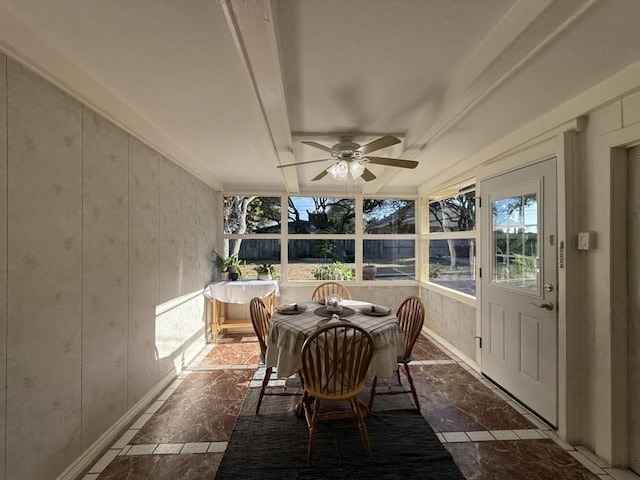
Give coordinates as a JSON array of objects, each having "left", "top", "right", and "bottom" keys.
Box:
[
  {"left": 266, "top": 300, "right": 403, "bottom": 378},
  {"left": 203, "top": 280, "right": 279, "bottom": 304}
]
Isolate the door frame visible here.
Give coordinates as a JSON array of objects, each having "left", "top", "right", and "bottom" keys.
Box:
[
  {"left": 597, "top": 123, "right": 640, "bottom": 466},
  {"left": 474, "top": 129, "right": 579, "bottom": 442}
]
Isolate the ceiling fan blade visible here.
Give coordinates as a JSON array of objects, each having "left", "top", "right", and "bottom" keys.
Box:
[
  {"left": 301, "top": 141, "right": 334, "bottom": 153},
  {"left": 277, "top": 158, "right": 332, "bottom": 168},
  {"left": 361, "top": 168, "right": 376, "bottom": 182},
  {"left": 311, "top": 169, "right": 329, "bottom": 181},
  {"left": 364, "top": 156, "right": 418, "bottom": 169},
  {"left": 359, "top": 135, "right": 401, "bottom": 155}
]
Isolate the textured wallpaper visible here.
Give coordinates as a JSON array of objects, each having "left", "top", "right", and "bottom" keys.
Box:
[
  {"left": 7, "top": 59, "right": 83, "bottom": 480},
  {"left": 0, "top": 54, "right": 7, "bottom": 480},
  {"left": 81, "top": 109, "right": 129, "bottom": 448},
  {"left": 0, "top": 54, "right": 218, "bottom": 480}
]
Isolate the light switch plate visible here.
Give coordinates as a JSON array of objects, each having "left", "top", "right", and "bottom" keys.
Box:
[{"left": 578, "top": 232, "right": 591, "bottom": 250}]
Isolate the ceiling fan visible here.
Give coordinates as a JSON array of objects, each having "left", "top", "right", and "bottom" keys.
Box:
[{"left": 277, "top": 135, "right": 418, "bottom": 181}]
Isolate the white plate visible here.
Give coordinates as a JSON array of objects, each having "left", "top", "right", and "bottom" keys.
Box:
[
  {"left": 276, "top": 305, "right": 307, "bottom": 315},
  {"left": 359, "top": 307, "right": 391, "bottom": 316}
]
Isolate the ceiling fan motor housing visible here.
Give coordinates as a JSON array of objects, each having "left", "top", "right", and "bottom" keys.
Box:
[{"left": 333, "top": 137, "right": 363, "bottom": 160}]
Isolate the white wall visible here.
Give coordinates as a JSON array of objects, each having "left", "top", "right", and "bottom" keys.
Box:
[
  {"left": 0, "top": 54, "right": 218, "bottom": 480},
  {"left": 419, "top": 67, "right": 640, "bottom": 465},
  {"left": 421, "top": 288, "right": 476, "bottom": 365}
]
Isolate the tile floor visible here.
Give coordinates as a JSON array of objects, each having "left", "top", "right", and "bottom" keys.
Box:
[{"left": 82, "top": 333, "right": 639, "bottom": 479}]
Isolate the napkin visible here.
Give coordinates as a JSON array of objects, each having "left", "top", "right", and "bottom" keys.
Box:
[
  {"left": 277, "top": 303, "right": 305, "bottom": 313},
  {"left": 367, "top": 305, "right": 392, "bottom": 315}
]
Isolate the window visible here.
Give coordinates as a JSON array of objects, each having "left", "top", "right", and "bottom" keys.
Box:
[
  {"left": 223, "top": 196, "right": 282, "bottom": 279},
  {"left": 422, "top": 189, "right": 476, "bottom": 296},
  {"left": 221, "top": 194, "right": 417, "bottom": 283},
  {"left": 286, "top": 197, "right": 355, "bottom": 281},
  {"left": 362, "top": 199, "right": 415, "bottom": 280}
]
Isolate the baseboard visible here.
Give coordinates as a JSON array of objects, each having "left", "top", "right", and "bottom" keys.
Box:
[
  {"left": 56, "top": 320, "right": 209, "bottom": 479},
  {"left": 421, "top": 327, "right": 480, "bottom": 373},
  {"left": 55, "top": 368, "right": 176, "bottom": 480}
]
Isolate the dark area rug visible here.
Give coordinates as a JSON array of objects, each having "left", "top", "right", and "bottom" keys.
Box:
[{"left": 215, "top": 383, "right": 465, "bottom": 479}]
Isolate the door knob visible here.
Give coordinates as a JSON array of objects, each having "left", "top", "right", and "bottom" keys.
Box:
[{"left": 530, "top": 301, "right": 554, "bottom": 310}]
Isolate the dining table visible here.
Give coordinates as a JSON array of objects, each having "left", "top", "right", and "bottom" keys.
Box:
[{"left": 265, "top": 299, "right": 404, "bottom": 380}]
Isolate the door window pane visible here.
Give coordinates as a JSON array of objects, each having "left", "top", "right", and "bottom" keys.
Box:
[{"left": 492, "top": 194, "right": 538, "bottom": 291}]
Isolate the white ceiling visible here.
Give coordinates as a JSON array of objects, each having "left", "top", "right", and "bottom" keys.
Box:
[{"left": 1, "top": 0, "right": 640, "bottom": 195}]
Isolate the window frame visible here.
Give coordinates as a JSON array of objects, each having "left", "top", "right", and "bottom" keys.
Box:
[
  {"left": 420, "top": 185, "right": 478, "bottom": 300},
  {"left": 221, "top": 193, "right": 418, "bottom": 285}
]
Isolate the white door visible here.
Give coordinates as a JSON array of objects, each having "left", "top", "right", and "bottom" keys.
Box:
[
  {"left": 480, "top": 158, "right": 558, "bottom": 426},
  {"left": 627, "top": 145, "right": 640, "bottom": 474}
]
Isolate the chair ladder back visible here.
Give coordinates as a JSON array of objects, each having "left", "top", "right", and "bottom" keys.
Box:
[
  {"left": 397, "top": 296, "right": 425, "bottom": 359},
  {"left": 301, "top": 323, "right": 373, "bottom": 398},
  {"left": 311, "top": 282, "right": 352, "bottom": 301},
  {"left": 249, "top": 297, "right": 270, "bottom": 358}
]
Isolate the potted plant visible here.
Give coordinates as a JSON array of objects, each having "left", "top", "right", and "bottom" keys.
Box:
[
  {"left": 363, "top": 263, "right": 377, "bottom": 280},
  {"left": 255, "top": 263, "right": 275, "bottom": 281},
  {"left": 224, "top": 254, "right": 244, "bottom": 281},
  {"left": 212, "top": 250, "right": 229, "bottom": 281}
]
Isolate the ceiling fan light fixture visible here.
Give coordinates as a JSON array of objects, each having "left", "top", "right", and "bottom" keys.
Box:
[
  {"left": 349, "top": 161, "right": 365, "bottom": 179},
  {"left": 328, "top": 160, "right": 349, "bottom": 179}
]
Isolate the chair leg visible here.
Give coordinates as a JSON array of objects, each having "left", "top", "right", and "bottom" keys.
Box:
[
  {"left": 306, "top": 397, "right": 319, "bottom": 465},
  {"left": 368, "top": 375, "right": 378, "bottom": 410},
  {"left": 402, "top": 363, "right": 420, "bottom": 410},
  {"left": 395, "top": 366, "right": 402, "bottom": 386},
  {"left": 256, "top": 366, "right": 272, "bottom": 414},
  {"left": 352, "top": 398, "right": 371, "bottom": 456}
]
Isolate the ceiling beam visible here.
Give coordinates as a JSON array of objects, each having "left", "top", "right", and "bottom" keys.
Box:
[
  {"left": 404, "top": 0, "right": 599, "bottom": 158},
  {"left": 220, "top": 0, "right": 299, "bottom": 193}
]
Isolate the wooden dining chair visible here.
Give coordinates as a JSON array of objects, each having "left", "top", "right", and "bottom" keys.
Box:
[
  {"left": 368, "top": 295, "right": 425, "bottom": 411},
  {"left": 311, "top": 281, "right": 352, "bottom": 301},
  {"left": 300, "top": 322, "right": 374, "bottom": 464},
  {"left": 249, "top": 297, "right": 300, "bottom": 414}
]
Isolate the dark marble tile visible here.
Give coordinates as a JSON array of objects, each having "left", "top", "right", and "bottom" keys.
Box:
[
  {"left": 412, "top": 364, "right": 534, "bottom": 432},
  {"left": 132, "top": 370, "right": 252, "bottom": 444},
  {"left": 447, "top": 440, "right": 599, "bottom": 479},
  {"left": 98, "top": 453, "right": 223, "bottom": 480},
  {"left": 412, "top": 335, "right": 451, "bottom": 360}
]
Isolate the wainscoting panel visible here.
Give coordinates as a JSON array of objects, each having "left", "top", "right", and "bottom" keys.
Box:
[
  {"left": 128, "top": 138, "right": 160, "bottom": 407},
  {"left": 0, "top": 52, "right": 7, "bottom": 480},
  {"left": 6, "top": 59, "right": 83, "bottom": 480},
  {"left": 81, "top": 109, "right": 129, "bottom": 449}
]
